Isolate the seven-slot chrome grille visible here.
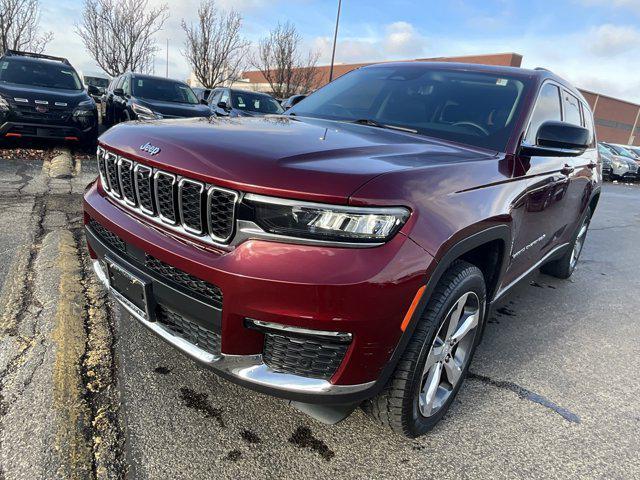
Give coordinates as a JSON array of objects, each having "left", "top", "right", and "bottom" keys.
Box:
[{"left": 97, "top": 147, "right": 239, "bottom": 244}]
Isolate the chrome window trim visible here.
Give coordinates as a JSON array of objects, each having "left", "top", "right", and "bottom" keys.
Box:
[
  {"left": 178, "top": 178, "right": 205, "bottom": 235},
  {"left": 117, "top": 157, "right": 136, "bottom": 207},
  {"left": 133, "top": 164, "right": 154, "bottom": 215},
  {"left": 153, "top": 171, "right": 177, "bottom": 225},
  {"left": 206, "top": 186, "right": 239, "bottom": 243}
]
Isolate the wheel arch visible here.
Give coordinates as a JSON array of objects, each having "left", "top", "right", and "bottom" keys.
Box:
[{"left": 367, "top": 224, "right": 512, "bottom": 399}]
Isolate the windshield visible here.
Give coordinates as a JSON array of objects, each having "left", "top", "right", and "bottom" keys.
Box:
[
  {"left": 231, "top": 91, "right": 284, "bottom": 114},
  {"left": 0, "top": 58, "right": 82, "bottom": 90},
  {"left": 606, "top": 144, "right": 638, "bottom": 159},
  {"left": 289, "top": 66, "right": 527, "bottom": 151},
  {"left": 132, "top": 77, "right": 198, "bottom": 104},
  {"left": 84, "top": 76, "right": 109, "bottom": 88}
]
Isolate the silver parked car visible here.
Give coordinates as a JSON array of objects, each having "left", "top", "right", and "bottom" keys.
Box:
[{"left": 599, "top": 143, "right": 637, "bottom": 180}]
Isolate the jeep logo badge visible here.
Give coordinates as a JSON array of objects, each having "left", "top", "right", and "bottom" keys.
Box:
[{"left": 140, "top": 142, "right": 161, "bottom": 156}]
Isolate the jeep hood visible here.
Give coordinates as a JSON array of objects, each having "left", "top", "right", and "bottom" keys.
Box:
[{"left": 98, "top": 116, "right": 496, "bottom": 203}]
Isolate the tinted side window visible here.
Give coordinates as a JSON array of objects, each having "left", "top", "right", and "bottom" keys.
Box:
[
  {"left": 581, "top": 102, "right": 595, "bottom": 146},
  {"left": 208, "top": 89, "right": 221, "bottom": 104},
  {"left": 525, "top": 83, "right": 561, "bottom": 144},
  {"left": 563, "top": 91, "right": 582, "bottom": 126}
]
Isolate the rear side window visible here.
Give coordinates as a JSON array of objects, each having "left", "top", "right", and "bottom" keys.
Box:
[
  {"left": 581, "top": 103, "right": 595, "bottom": 147},
  {"left": 563, "top": 92, "right": 582, "bottom": 126},
  {"left": 525, "top": 83, "right": 561, "bottom": 144}
]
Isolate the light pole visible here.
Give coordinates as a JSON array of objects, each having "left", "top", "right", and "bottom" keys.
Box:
[{"left": 328, "top": 0, "right": 342, "bottom": 83}]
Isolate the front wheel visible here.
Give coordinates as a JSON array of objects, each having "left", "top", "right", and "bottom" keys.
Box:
[
  {"left": 363, "top": 260, "right": 486, "bottom": 437},
  {"left": 541, "top": 207, "right": 592, "bottom": 279}
]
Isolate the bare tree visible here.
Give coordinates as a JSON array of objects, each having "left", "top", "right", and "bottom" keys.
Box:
[
  {"left": 0, "top": 0, "right": 53, "bottom": 53},
  {"left": 251, "top": 22, "right": 320, "bottom": 98},
  {"left": 181, "top": 1, "right": 249, "bottom": 89},
  {"left": 76, "top": 0, "right": 169, "bottom": 77}
]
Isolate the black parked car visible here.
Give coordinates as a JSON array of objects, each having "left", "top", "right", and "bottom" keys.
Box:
[
  {"left": 0, "top": 50, "right": 98, "bottom": 144},
  {"left": 103, "top": 73, "right": 210, "bottom": 126},
  {"left": 207, "top": 88, "right": 284, "bottom": 117},
  {"left": 280, "top": 94, "right": 307, "bottom": 110}
]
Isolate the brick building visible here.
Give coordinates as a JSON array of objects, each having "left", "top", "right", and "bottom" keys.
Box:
[{"left": 239, "top": 52, "right": 639, "bottom": 146}]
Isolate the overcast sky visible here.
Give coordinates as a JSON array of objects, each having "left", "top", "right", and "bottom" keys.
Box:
[{"left": 39, "top": 0, "right": 637, "bottom": 102}]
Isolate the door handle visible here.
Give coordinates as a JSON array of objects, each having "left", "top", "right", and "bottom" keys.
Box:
[
  {"left": 587, "top": 162, "right": 597, "bottom": 169},
  {"left": 560, "top": 164, "right": 575, "bottom": 175}
]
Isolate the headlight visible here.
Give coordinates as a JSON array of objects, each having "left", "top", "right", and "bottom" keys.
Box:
[
  {"left": 245, "top": 194, "right": 410, "bottom": 243},
  {"left": 0, "top": 96, "right": 10, "bottom": 111},
  {"left": 132, "top": 103, "right": 162, "bottom": 120},
  {"left": 73, "top": 99, "right": 96, "bottom": 117}
]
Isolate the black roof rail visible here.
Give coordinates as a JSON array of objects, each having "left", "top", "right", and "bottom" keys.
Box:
[
  {"left": 534, "top": 67, "right": 552, "bottom": 72},
  {"left": 2, "top": 50, "right": 71, "bottom": 65}
]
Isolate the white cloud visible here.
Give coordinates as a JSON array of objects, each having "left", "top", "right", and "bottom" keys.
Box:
[
  {"left": 579, "top": 0, "right": 640, "bottom": 13},
  {"left": 588, "top": 24, "right": 640, "bottom": 56},
  {"left": 312, "top": 21, "right": 428, "bottom": 65}
]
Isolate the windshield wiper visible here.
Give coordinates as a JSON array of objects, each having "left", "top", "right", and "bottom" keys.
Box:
[{"left": 350, "top": 118, "right": 417, "bottom": 134}]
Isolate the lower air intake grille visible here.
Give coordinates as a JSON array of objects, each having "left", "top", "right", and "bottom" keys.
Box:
[
  {"left": 145, "top": 255, "right": 223, "bottom": 309},
  {"left": 156, "top": 305, "right": 221, "bottom": 355},
  {"left": 88, "top": 219, "right": 125, "bottom": 253},
  {"left": 262, "top": 332, "right": 349, "bottom": 380}
]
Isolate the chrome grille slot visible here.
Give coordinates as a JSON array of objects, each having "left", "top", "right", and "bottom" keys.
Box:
[
  {"left": 105, "top": 152, "right": 121, "bottom": 198},
  {"left": 118, "top": 158, "right": 136, "bottom": 206},
  {"left": 97, "top": 149, "right": 239, "bottom": 246},
  {"left": 154, "top": 171, "right": 177, "bottom": 224},
  {"left": 179, "top": 179, "right": 205, "bottom": 234},
  {"left": 134, "top": 165, "right": 154, "bottom": 214},
  {"left": 96, "top": 147, "right": 108, "bottom": 190},
  {"left": 207, "top": 187, "right": 238, "bottom": 242}
]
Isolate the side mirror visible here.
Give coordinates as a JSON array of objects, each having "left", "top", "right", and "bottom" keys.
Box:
[
  {"left": 113, "top": 88, "right": 125, "bottom": 97},
  {"left": 87, "top": 85, "right": 100, "bottom": 95},
  {"left": 521, "top": 121, "right": 590, "bottom": 157},
  {"left": 200, "top": 98, "right": 208, "bottom": 105},
  {"left": 217, "top": 101, "right": 230, "bottom": 111}
]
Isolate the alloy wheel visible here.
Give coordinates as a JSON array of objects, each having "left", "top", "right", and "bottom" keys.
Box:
[
  {"left": 418, "top": 291, "right": 480, "bottom": 418},
  {"left": 570, "top": 218, "right": 589, "bottom": 270}
]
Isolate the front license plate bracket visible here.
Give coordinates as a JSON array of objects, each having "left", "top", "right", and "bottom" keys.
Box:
[{"left": 105, "top": 256, "right": 156, "bottom": 322}]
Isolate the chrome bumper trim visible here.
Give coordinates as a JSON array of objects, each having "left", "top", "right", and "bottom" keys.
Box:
[{"left": 92, "top": 260, "right": 373, "bottom": 396}]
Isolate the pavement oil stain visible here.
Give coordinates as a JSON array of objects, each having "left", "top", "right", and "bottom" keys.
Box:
[
  {"left": 154, "top": 366, "right": 171, "bottom": 375},
  {"left": 225, "top": 450, "right": 242, "bottom": 462},
  {"left": 289, "top": 426, "right": 335, "bottom": 461},
  {"left": 496, "top": 306, "right": 516, "bottom": 317},
  {"left": 530, "top": 281, "right": 544, "bottom": 288},
  {"left": 178, "top": 387, "right": 225, "bottom": 427},
  {"left": 468, "top": 372, "right": 580, "bottom": 424},
  {"left": 240, "top": 429, "right": 261, "bottom": 444}
]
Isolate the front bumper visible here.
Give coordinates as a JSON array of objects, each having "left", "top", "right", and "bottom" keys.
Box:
[
  {"left": 1, "top": 118, "right": 97, "bottom": 141},
  {"left": 84, "top": 181, "right": 430, "bottom": 403}
]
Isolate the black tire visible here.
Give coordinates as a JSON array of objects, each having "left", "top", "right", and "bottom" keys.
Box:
[
  {"left": 363, "top": 260, "right": 486, "bottom": 437},
  {"left": 541, "top": 206, "right": 592, "bottom": 279}
]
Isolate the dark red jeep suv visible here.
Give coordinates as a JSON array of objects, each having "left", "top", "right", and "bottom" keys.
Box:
[{"left": 84, "top": 62, "right": 600, "bottom": 437}]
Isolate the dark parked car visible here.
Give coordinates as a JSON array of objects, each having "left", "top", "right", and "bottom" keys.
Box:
[
  {"left": 207, "top": 88, "right": 284, "bottom": 117},
  {"left": 0, "top": 50, "right": 98, "bottom": 144},
  {"left": 84, "top": 62, "right": 600, "bottom": 437},
  {"left": 281, "top": 94, "right": 307, "bottom": 110},
  {"left": 102, "top": 73, "right": 210, "bottom": 126}
]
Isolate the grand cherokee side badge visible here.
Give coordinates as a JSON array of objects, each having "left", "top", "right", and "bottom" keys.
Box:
[{"left": 140, "top": 142, "right": 161, "bottom": 155}]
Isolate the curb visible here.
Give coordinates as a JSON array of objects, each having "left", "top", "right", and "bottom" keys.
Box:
[{"left": 49, "top": 149, "right": 73, "bottom": 179}]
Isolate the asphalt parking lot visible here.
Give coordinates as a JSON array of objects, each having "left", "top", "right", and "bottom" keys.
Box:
[{"left": 0, "top": 149, "right": 638, "bottom": 479}]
